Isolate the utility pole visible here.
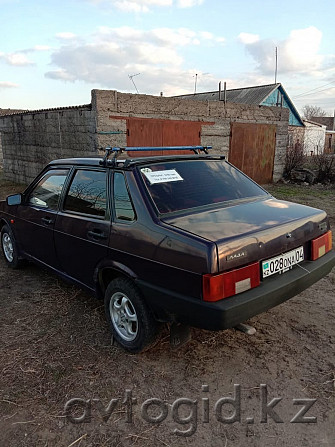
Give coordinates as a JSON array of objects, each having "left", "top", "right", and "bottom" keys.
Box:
[
  {"left": 194, "top": 72, "right": 209, "bottom": 94},
  {"left": 194, "top": 73, "right": 198, "bottom": 94}
]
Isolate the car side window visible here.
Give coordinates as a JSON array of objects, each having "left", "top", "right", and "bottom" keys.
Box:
[
  {"left": 28, "top": 169, "right": 69, "bottom": 210},
  {"left": 64, "top": 169, "right": 107, "bottom": 218},
  {"left": 114, "top": 172, "right": 136, "bottom": 221}
]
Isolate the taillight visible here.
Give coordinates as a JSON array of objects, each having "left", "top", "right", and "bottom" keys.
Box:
[
  {"left": 311, "top": 230, "right": 332, "bottom": 261},
  {"left": 203, "top": 262, "right": 260, "bottom": 302}
]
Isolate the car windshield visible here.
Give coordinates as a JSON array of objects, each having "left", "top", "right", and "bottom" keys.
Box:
[{"left": 139, "top": 159, "right": 268, "bottom": 214}]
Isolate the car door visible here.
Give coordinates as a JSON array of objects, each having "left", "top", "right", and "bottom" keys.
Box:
[
  {"left": 14, "top": 168, "right": 69, "bottom": 267},
  {"left": 54, "top": 167, "right": 110, "bottom": 290}
]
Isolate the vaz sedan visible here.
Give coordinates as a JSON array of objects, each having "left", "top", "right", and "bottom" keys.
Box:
[{"left": 1, "top": 146, "right": 334, "bottom": 352}]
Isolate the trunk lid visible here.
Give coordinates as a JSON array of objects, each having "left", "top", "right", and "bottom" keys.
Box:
[{"left": 162, "top": 197, "right": 328, "bottom": 272}]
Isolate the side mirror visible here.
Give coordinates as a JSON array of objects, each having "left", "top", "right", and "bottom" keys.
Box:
[{"left": 6, "top": 193, "right": 22, "bottom": 206}]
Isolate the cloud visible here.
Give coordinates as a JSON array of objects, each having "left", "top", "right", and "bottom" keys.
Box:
[
  {"left": 44, "top": 69, "right": 77, "bottom": 81},
  {"left": 240, "top": 26, "right": 325, "bottom": 75},
  {"left": 56, "top": 32, "right": 77, "bottom": 40},
  {"left": 236, "top": 27, "right": 335, "bottom": 115},
  {"left": 31, "top": 45, "right": 51, "bottom": 51},
  {"left": 0, "top": 45, "right": 51, "bottom": 67},
  {"left": 0, "top": 52, "right": 34, "bottom": 66},
  {"left": 177, "top": 0, "right": 203, "bottom": 7},
  {"left": 45, "top": 26, "right": 225, "bottom": 94},
  {"left": 113, "top": 0, "right": 170, "bottom": 12},
  {"left": 89, "top": 0, "right": 203, "bottom": 12},
  {"left": 0, "top": 81, "right": 19, "bottom": 89},
  {"left": 238, "top": 32, "right": 259, "bottom": 45}
]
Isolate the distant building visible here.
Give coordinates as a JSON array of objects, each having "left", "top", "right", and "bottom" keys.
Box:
[
  {"left": 174, "top": 83, "right": 303, "bottom": 127},
  {"left": 302, "top": 120, "right": 326, "bottom": 155},
  {"left": 310, "top": 116, "right": 335, "bottom": 154},
  {"left": 174, "top": 83, "right": 304, "bottom": 148}
]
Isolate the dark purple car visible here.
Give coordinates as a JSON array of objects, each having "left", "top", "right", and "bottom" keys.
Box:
[{"left": 1, "top": 146, "right": 334, "bottom": 352}]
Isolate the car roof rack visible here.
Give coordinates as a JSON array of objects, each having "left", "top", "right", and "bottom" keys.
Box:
[{"left": 100, "top": 145, "right": 212, "bottom": 166}]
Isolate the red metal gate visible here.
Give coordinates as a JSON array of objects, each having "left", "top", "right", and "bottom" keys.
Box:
[
  {"left": 229, "top": 122, "right": 276, "bottom": 184},
  {"left": 126, "top": 117, "right": 203, "bottom": 156}
]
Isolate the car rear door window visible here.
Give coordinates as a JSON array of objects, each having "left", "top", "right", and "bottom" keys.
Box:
[
  {"left": 113, "top": 172, "right": 136, "bottom": 221},
  {"left": 28, "top": 169, "right": 69, "bottom": 210},
  {"left": 64, "top": 169, "right": 107, "bottom": 217}
]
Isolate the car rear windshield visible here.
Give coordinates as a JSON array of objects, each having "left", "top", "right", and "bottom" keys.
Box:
[{"left": 139, "top": 159, "right": 268, "bottom": 214}]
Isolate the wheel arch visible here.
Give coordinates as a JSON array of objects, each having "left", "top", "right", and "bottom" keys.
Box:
[
  {"left": 0, "top": 217, "right": 10, "bottom": 231},
  {"left": 96, "top": 262, "right": 170, "bottom": 323},
  {"left": 96, "top": 261, "right": 137, "bottom": 299}
]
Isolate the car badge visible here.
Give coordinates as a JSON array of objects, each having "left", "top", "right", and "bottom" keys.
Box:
[{"left": 226, "top": 251, "right": 246, "bottom": 261}]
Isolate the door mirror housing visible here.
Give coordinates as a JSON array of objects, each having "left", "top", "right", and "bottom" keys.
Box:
[{"left": 6, "top": 193, "right": 22, "bottom": 206}]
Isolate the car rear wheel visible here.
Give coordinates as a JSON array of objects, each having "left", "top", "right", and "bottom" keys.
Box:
[
  {"left": 1, "top": 225, "right": 21, "bottom": 269},
  {"left": 104, "top": 277, "right": 158, "bottom": 353}
]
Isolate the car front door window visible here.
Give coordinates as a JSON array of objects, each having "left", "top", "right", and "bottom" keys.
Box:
[{"left": 28, "top": 169, "right": 69, "bottom": 210}]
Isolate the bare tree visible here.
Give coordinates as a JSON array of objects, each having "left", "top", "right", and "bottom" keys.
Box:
[{"left": 302, "top": 105, "right": 327, "bottom": 120}]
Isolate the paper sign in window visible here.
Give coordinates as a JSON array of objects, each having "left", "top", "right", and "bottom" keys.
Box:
[{"left": 143, "top": 170, "right": 183, "bottom": 185}]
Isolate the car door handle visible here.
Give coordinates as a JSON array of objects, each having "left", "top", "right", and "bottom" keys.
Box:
[
  {"left": 41, "top": 217, "right": 54, "bottom": 225},
  {"left": 87, "top": 230, "right": 107, "bottom": 240}
]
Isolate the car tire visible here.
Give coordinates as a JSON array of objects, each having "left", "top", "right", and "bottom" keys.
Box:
[
  {"left": 104, "top": 277, "right": 158, "bottom": 353},
  {"left": 1, "top": 224, "right": 22, "bottom": 269}
]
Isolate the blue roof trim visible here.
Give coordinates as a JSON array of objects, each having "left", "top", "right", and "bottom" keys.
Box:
[{"left": 261, "top": 84, "right": 304, "bottom": 127}]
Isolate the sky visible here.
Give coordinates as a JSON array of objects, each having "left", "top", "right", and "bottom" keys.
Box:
[{"left": 0, "top": 0, "right": 335, "bottom": 115}]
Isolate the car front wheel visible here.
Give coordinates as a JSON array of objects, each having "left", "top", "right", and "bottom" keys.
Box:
[
  {"left": 1, "top": 225, "right": 21, "bottom": 269},
  {"left": 104, "top": 277, "right": 158, "bottom": 353}
]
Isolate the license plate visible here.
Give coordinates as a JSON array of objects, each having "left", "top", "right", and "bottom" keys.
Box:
[{"left": 262, "top": 246, "right": 304, "bottom": 278}]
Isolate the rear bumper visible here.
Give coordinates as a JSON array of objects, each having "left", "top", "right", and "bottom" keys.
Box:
[{"left": 138, "top": 250, "right": 335, "bottom": 330}]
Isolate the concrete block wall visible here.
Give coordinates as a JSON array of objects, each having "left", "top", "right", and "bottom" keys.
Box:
[
  {"left": 0, "top": 132, "right": 3, "bottom": 167},
  {"left": 0, "top": 109, "right": 26, "bottom": 168},
  {"left": 92, "top": 90, "right": 289, "bottom": 181},
  {"left": 0, "top": 107, "right": 96, "bottom": 183},
  {"left": 1, "top": 90, "right": 289, "bottom": 184}
]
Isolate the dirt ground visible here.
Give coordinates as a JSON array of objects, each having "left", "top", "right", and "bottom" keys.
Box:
[{"left": 0, "top": 171, "right": 334, "bottom": 447}]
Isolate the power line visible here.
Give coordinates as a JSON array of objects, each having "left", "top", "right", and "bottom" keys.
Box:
[
  {"left": 293, "top": 82, "right": 335, "bottom": 99},
  {"left": 293, "top": 86, "right": 335, "bottom": 99}
]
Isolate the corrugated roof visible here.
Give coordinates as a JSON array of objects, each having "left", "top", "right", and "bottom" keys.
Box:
[
  {"left": 0, "top": 108, "right": 27, "bottom": 116},
  {"left": 0, "top": 104, "right": 91, "bottom": 117},
  {"left": 174, "top": 83, "right": 279, "bottom": 105}
]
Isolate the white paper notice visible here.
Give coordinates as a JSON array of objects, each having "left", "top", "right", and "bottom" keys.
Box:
[{"left": 143, "top": 169, "right": 183, "bottom": 185}]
